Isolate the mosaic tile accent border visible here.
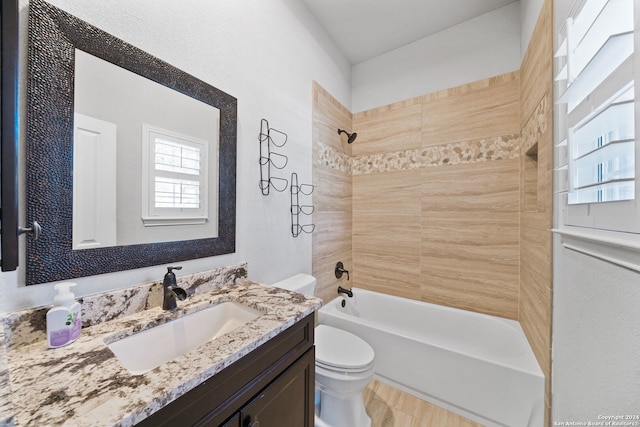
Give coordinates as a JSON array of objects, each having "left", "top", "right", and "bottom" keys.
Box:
[
  {"left": 352, "top": 134, "right": 520, "bottom": 175},
  {"left": 317, "top": 142, "right": 352, "bottom": 174},
  {"left": 353, "top": 148, "right": 423, "bottom": 174},
  {"left": 317, "top": 96, "right": 549, "bottom": 176},
  {"left": 317, "top": 134, "right": 520, "bottom": 175}
]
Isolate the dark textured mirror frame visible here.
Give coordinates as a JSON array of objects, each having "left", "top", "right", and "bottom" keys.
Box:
[{"left": 26, "top": 0, "right": 237, "bottom": 285}]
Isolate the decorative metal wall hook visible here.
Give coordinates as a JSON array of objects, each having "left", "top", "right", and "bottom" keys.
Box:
[
  {"left": 291, "top": 172, "right": 315, "bottom": 237},
  {"left": 259, "top": 118, "right": 289, "bottom": 196},
  {"left": 18, "top": 221, "right": 42, "bottom": 240}
]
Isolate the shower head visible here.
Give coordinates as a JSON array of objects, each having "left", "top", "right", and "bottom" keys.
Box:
[{"left": 338, "top": 129, "right": 357, "bottom": 144}]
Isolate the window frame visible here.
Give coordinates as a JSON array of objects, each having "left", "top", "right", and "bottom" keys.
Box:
[
  {"left": 553, "top": 0, "right": 640, "bottom": 272},
  {"left": 141, "top": 123, "right": 210, "bottom": 227}
]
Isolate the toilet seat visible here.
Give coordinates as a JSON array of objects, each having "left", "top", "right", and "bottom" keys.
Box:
[{"left": 315, "top": 325, "right": 375, "bottom": 373}]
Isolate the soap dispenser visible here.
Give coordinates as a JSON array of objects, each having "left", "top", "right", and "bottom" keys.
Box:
[{"left": 46, "top": 282, "right": 82, "bottom": 348}]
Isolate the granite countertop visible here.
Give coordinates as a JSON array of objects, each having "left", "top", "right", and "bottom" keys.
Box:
[{"left": 0, "top": 265, "right": 321, "bottom": 427}]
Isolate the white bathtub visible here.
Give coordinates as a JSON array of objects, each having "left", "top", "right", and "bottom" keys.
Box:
[{"left": 318, "top": 288, "right": 544, "bottom": 427}]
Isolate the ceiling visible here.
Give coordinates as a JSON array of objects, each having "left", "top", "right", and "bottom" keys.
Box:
[{"left": 302, "top": 0, "right": 517, "bottom": 64}]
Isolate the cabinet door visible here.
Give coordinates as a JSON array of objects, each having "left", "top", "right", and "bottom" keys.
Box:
[
  {"left": 220, "top": 414, "right": 240, "bottom": 427},
  {"left": 241, "top": 348, "right": 314, "bottom": 427}
]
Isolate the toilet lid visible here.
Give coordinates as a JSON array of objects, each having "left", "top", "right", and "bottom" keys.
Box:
[{"left": 315, "top": 325, "right": 375, "bottom": 372}]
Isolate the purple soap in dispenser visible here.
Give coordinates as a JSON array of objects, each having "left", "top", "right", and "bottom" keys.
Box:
[{"left": 46, "top": 282, "right": 82, "bottom": 348}]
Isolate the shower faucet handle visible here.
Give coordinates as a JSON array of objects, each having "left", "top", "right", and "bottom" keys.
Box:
[{"left": 335, "top": 262, "right": 350, "bottom": 280}]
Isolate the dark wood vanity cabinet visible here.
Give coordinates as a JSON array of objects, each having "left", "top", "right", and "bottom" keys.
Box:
[
  {"left": 217, "top": 348, "right": 314, "bottom": 427},
  {"left": 136, "top": 314, "right": 315, "bottom": 427}
]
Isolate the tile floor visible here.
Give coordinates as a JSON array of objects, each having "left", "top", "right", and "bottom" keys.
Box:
[{"left": 363, "top": 380, "right": 482, "bottom": 427}]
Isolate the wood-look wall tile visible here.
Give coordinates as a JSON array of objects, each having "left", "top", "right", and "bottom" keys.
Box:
[
  {"left": 519, "top": 1, "right": 553, "bottom": 422},
  {"left": 520, "top": 0, "right": 553, "bottom": 128},
  {"left": 314, "top": 165, "right": 352, "bottom": 213},
  {"left": 519, "top": 269, "right": 552, "bottom": 388},
  {"left": 314, "top": 211, "right": 352, "bottom": 257},
  {"left": 312, "top": 82, "right": 353, "bottom": 305},
  {"left": 312, "top": 81, "right": 353, "bottom": 156},
  {"left": 353, "top": 212, "right": 421, "bottom": 300},
  {"left": 520, "top": 212, "right": 552, "bottom": 293},
  {"left": 421, "top": 75, "right": 520, "bottom": 147},
  {"left": 423, "top": 213, "right": 520, "bottom": 261},
  {"left": 417, "top": 71, "right": 519, "bottom": 103},
  {"left": 421, "top": 159, "right": 520, "bottom": 319},
  {"left": 536, "top": 111, "right": 554, "bottom": 214},
  {"left": 419, "top": 258, "right": 519, "bottom": 319},
  {"left": 352, "top": 102, "right": 422, "bottom": 156},
  {"left": 422, "top": 159, "right": 520, "bottom": 212},
  {"left": 314, "top": 247, "right": 352, "bottom": 304},
  {"left": 313, "top": 209, "right": 352, "bottom": 304},
  {"left": 353, "top": 169, "right": 422, "bottom": 214}
]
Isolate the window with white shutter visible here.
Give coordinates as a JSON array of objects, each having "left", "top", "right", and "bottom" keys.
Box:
[
  {"left": 555, "top": 0, "right": 639, "bottom": 233},
  {"left": 554, "top": 0, "right": 640, "bottom": 272},
  {"left": 141, "top": 124, "right": 209, "bottom": 226}
]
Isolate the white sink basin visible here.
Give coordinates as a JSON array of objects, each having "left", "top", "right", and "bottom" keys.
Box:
[{"left": 106, "top": 301, "right": 263, "bottom": 375}]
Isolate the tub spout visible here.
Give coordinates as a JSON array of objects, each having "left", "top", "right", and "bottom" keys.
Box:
[{"left": 338, "top": 286, "right": 353, "bottom": 298}]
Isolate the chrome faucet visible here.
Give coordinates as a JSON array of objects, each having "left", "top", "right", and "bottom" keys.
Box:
[
  {"left": 162, "top": 266, "right": 187, "bottom": 310},
  {"left": 338, "top": 286, "right": 353, "bottom": 298}
]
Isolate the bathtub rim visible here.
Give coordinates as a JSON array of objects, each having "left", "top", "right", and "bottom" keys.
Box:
[{"left": 319, "top": 288, "right": 544, "bottom": 378}]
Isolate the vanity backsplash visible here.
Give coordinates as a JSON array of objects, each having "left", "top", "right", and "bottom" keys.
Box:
[{"left": 2, "top": 263, "right": 248, "bottom": 351}]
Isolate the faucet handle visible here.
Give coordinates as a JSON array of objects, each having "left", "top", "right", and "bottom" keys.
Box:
[
  {"left": 163, "top": 265, "right": 182, "bottom": 288},
  {"left": 335, "top": 262, "right": 349, "bottom": 280}
]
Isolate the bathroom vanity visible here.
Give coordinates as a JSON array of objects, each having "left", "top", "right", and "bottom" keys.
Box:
[
  {"left": 0, "top": 266, "right": 321, "bottom": 426},
  {"left": 138, "top": 313, "right": 315, "bottom": 427}
]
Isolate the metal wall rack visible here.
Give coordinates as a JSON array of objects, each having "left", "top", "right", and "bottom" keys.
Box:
[
  {"left": 290, "top": 172, "right": 315, "bottom": 237},
  {"left": 259, "top": 118, "right": 289, "bottom": 195}
]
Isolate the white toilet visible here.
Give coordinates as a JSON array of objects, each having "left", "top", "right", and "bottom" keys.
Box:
[{"left": 272, "top": 274, "right": 375, "bottom": 427}]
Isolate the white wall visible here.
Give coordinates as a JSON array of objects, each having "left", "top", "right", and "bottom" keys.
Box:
[
  {"left": 351, "top": 2, "right": 522, "bottom": 113},
  {"left": 552, "top": 0, "right": 640, "bottom": 420},
  {"left": 1, "top": 0, "right": 351, "bottom": 313},
  {"left": 553, "top": 247, "right": 640, "bottom": 419}
]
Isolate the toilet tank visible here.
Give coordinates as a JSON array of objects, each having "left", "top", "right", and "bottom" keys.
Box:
[{"left": 272, "top": 273, "right": 317, "bottom": 296}]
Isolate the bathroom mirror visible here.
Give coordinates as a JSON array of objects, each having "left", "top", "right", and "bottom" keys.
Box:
[
  {"left": 25, "top": 0, "right": 237, "bottom": 285},
  {"left": 73, "top": 50, "right": 220, "bottom": 249}
]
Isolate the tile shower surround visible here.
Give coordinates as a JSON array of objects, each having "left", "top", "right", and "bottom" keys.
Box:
[
  {"left": 317, "top": 86, "right": 549, "bottom": 317},
  {"left": 313, "top": 4, "right": 554, "bottom": 411},
  {"left": 318, "top": 96, "right": 547, "bottom": 176}
]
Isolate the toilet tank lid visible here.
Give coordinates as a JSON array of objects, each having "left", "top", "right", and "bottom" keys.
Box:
[{"left": 272, "top": 273, "right": 316, "bottom": 291}]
